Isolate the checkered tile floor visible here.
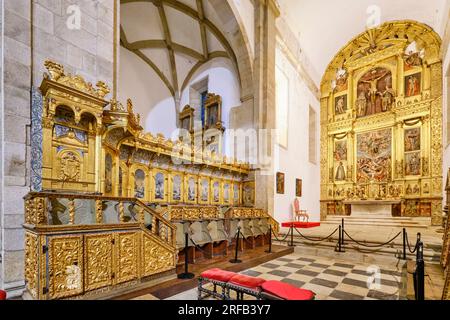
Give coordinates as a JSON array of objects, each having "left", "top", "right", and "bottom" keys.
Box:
[{"left": 165, "top": 253, "right": 406, "bottom": 300}]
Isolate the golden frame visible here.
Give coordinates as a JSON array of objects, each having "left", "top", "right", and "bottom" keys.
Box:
[
  {"left": 179, "top": 105, "right": 194, "bottom": 133},
  {"left": 204, "top": 93, "right": 223, "bottom": 130}
]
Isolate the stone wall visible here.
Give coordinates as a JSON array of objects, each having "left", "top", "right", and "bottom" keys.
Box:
[{"left": 0, "top": 0, "right": 117, "bottom": 297}]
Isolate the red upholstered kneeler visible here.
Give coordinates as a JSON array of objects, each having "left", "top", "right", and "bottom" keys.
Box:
[
  {"left": 261, "top": 280, "right": 316, "bottom": 300},
  {"left": 0, "top": 290, "right": 6, "bottom": 300},
  {"left": 229, "top": 274, "right": 266, "bottom": 291},
  {"left": 200, "top": 268, "right": 236, "bottom": 283}
]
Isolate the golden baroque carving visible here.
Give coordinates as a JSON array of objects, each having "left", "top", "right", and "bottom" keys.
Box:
[
  {"left": 44, "top": 60, "right": 110, "bottom": 99},
  {"left": 142, "top": 234, "right": 175, "bottom": 276},
  {"left": 48, "top": 236, "right": 83, "bottom": 299},
  {"left": 84, "top": 234, "right": 112, "bottom": 291},
  {"left": 25, "top": 233, "right": 38, "bottom": 298},
  {"left": 115, "top": 233, "right": 138, "bottom": 284}
]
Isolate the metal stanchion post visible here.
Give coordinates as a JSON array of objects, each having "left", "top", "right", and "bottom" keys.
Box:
[
  {"left": 178, "top": 232, "right": 195, "bottom": 279},
  {"left": 289, "top": 224, "right": 294, "bottom": 247},
  {"left": 415, "top": 242, "right": 425, "bottom": 300},
  {"left": 341, "top": 218, "right": 345, "bottom": 246},
  {"left": 402, "top": 228, "right": 407, "bottom": 260},
  {"left": 265, "top": 224, "right": 272, "bottom": 253},
  {"left": 336, "top": 225, "right": 342, "bottom": 252},
  {"left": 230, "top": 227, "right": 242, "bottom": 264}
]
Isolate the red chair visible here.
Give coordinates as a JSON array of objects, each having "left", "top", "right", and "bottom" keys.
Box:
[
  {"left": 293, "top": 198, "right": 309, "bottom": 222},
  {"left": 0, "top": 290, "right": 6, "bottom": 300}
]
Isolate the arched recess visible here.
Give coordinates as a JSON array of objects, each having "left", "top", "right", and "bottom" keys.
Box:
[{"left": 319, "top": 20, "right": 443, "bottom": 225}]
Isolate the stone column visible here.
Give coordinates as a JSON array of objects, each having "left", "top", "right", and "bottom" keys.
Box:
[
  {"left": 1, "top": 0, "right": 32, "bottom": 298},
  {"left": 253, "top": 0, "right": 279, "bottom": 215}
]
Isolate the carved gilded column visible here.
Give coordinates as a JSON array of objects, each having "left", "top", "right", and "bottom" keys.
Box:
[{"left": 429, "top": 61, "right": 443, "bottom": 225}]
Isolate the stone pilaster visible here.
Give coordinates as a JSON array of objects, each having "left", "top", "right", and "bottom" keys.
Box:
[{"left": 253, "top": 0, "right": 279, "bottom": 214}]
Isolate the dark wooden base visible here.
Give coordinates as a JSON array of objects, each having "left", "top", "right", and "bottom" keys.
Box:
[{"left": 112, "top": 245, "right": 294, "bottom": 300}]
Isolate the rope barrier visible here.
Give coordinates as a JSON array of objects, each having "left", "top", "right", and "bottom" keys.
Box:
[
  {"left": 294, "top": 227, "right": 339, "bottom": 242},
  {"left": 405, "top": 232, "right": 419, "bottom": 254},
  {"left": 271, "top": 229, "right": 291, "bottom": 242},
  {"left": 343, "top": 230, "right": 402, "bottom": 248},
  {"left": 239, "top": 231, "right": 256, "bottom": 246}
]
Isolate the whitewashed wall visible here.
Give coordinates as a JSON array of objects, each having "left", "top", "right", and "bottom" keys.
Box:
[{"left": 273, "top": 46, "right": 321, "bottom": 223}]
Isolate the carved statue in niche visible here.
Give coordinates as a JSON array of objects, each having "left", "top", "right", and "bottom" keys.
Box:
[
  {"left": 405, "top": 73, "right": 421, "bottom": 97},
  {"left": 60, "top": 151, "right": 81, "bottom": 182},
  {"left": 134, "top": 169, "right": 145, "bottom": 199},
  {"left": 357, "top": 68, "right": 394, "bottom": 117},
  {"left": 335, "top": 162, "right": 346, "bottom": 181}
]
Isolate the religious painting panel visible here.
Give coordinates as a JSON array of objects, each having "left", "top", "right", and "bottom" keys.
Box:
[
  {"left": 405, "top": 152, "right": 421, "bottom": 176},
  {"left": 185, "top": 175, "right": 197, "bottom": 204},
  {"left": 243, "top": 181, "right": 255, "bottom": 206},
  {"left": 276, "top": 172, "right": 285, "bottom": 194},
  {"left": 356, "top": 67, "right": 394, "bottom": 118},
  {"left": 223, "top": 182, "right": 231, "bottom": 204},
  {"left": 405, "top": 73, "right": 421, "bottom": 97},
  {"left": 233, "top": 183, "right": 240, "bottom": 205},
  {"left": 334, "top": 95, "right": 347, "bottom": 115},
  {"left": 171, "top": 174, "right": 183, "bottom": 203},
  {"left": 405, "top": 128, "right": 421, "bottom": 152},
  {"left": 296, "top": 179, "right": 302, "bottom": 197},
  {"left": 356, "top": 128, "right": 392, "bottom": 183},
  {"left": 153, "top": 170, "right": 167, "bottom": 202},
  {"left": 211, "top": 180, "right": 221, "bottom": 204},
  {"left": 199, "top": 177, "right": 210, "bottom": 204},
  {"left": 104, "top": 153, "right": 113, "bottom": 195},
  {"left": 134, "top": 169, "right": 146, "bottom": 199}
]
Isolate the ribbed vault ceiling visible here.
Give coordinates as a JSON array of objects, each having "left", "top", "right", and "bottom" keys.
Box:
[{"left": 120, "top": 0, "right": 238, "bottom": 98}]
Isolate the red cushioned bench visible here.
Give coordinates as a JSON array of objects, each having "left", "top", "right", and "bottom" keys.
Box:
[
  {"left": 260, "top": 281, "right": 316, "bottom": 300},
  {"left": 198, "top": 268, "right": 237, "bottom": 300},
  {"left": 198, "top": 269, "right": 315, "bottom": 301},
  {"left": 0, "top": 290, "right": 6, "bottom": 300}
]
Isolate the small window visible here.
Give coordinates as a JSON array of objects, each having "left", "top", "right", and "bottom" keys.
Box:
[{"left": 201, "top": 91, "right": 208, "bottom": 126}]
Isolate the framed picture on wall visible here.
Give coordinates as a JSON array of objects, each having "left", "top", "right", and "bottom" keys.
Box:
[
  {"left": 296, "top": 179, "right": 302, "bottom": 197},
  {"left": 276, "top": 172, "right": 285, "bottom": 194}
]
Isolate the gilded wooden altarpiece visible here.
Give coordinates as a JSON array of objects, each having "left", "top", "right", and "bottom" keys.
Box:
[
  {"left": 320, "top": 21, "right": 443, "bottom": 224},
  {"left": 23, "top": 60, "right": 265, "bottom": 300}
]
